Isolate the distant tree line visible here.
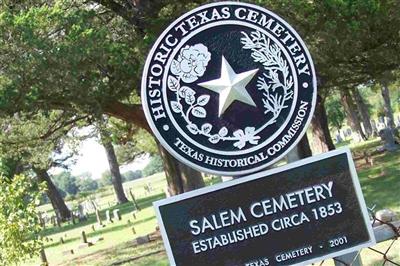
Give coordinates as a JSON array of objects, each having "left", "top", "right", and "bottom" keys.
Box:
[
  {"left": 99, "top": 169, "right": 143, "bottom": 188},
  {"left": 142, "top": 156, "right": 163, "bottom": 177},
  {"left": 42, "top": 169, "right": 143, "bottom": 202}
]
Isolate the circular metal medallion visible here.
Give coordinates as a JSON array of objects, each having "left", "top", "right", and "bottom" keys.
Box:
[{"left": 141, "top": 2, "right": 317, "bottom": 175}]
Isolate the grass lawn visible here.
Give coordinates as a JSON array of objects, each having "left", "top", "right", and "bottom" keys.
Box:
[
  {"left": 26, "top": 139, "right": 399, "bottom": 266},
  {"left": 347, "top": 138, "right": 400, "bottom": 213}
]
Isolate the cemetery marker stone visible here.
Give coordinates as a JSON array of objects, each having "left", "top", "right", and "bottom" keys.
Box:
[
  {"left": 95, "top": 209, "right": 102, "bottom": 226},
  {"left": 106, "top": 210, "right": 113, "bottom": 223},
  {"left": 140, "top": 2, "right": 375, "bottom": 265},
  {"left": 113, "top": 209, "right": 122, "bottom": 221}
]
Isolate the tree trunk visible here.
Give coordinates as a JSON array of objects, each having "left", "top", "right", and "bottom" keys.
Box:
[
  {"left": 104, "top": 101, "right": 205, "bottom": 196},
  {"left": 341, "top": 90, "right": 368, "bottom": 141},
  {"left": 310, "top": 95, "right": 336, "bottom": 153},
  {"left": 102, "top": 137, "right": 129, "bottom": 204},
  {"left": 297, "top": 134, "right": 312, "bottom": 158},
  {"left": 351, "top": 87, "right": 373, "bottom": 138},
  {"left": 286, "top": 135, "right": 312, "bottom": 163},
  {"left": 179, "top": 162, "right": 206, "bottom": 191},
  {"left": 157, "top": 143, "right": 205, "bottom": 195},
  {"left": 158, "top": 142, "right": 182, "bottom": 195},
  {"left": 380, "top": 82, "right": 396, "bottom": 129},
  {"left": 33, "top": 168, "right": 71, "bottom": 221}
]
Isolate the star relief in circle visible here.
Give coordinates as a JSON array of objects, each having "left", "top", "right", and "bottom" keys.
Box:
[{"left": 198, "top": 56, "right": 259, "bottom": 117}]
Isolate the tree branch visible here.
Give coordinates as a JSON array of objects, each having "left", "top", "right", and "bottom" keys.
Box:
[
  {"left": 40, "top": 115, "right": 89, "bottom": 140},
  {"left": 91, "top": 0, "right": 145, "bottom": 34},
  {"left": 103, "top": 100, "right": 151, "bottom": 133},
  {"left": 51, "top": 154, "right": 74, "bottom": 169}
]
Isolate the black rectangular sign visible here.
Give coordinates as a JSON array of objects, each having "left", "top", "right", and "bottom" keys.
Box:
[{"left": 154, "top": 148, "right": 375, "bottom": 266}]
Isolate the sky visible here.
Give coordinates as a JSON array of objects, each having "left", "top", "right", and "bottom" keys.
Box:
[{"left": 52, "top": 137, "right": 150, "bottom": 180}]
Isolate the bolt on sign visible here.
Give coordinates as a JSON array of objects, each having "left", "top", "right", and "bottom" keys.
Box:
[
  {"left": 154, "top": 149, "right": 375, "bottom": 266},
  {"left": 141, "top": 2, "right": 375, "bottom": 266},
  {"left": 141, "top": 2, "right": 317, "bottom": 176}
]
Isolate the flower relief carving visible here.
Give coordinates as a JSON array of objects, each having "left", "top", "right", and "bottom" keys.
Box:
[{"left": 167, "top": 32, "right": 294, "bottom": 150}]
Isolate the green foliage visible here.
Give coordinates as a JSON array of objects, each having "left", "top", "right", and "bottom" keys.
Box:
[
  {"left": 76, "top": 175, "right": 98, "bottom": 192},
  {"left": 0, "top": 1, "right": 141, "bottom": 115},
  {"left": 0, "top": 175, "right": 43, "bottom": 265},
  {"left": 326, "top": 92, "right": 346, "bottom": 132},
  {"left": 99, "top": 170, "right": 113, "bottom": 187},
  {"left": 123, "top": 170, "right": 143, "bottom": 181},
  {"left": 0, "top": 158, "right": 19, "bottom": 178},
  {"left": 389, "top": 81, "right": 400, "bottom": 113},
  {"left": 52, "top": 171, "right": 99, "bottom": 196},
  {"left": 52, "top": 171, "right": 79, "bottom": 196},
  {"left": 114, "top": 129, "right": 158, "bottom": 165},
  {"left": 108, "top": 117, "right": 158, "bottom": 165},
  {"left": 142, "top": 156, "right": 164, "bottom": 177},
  {"left": 0, "top": 109, "right": 86, "bottom": 207},
  {"left": 358, "top": 84, "right": 400, "bottom": 118}
]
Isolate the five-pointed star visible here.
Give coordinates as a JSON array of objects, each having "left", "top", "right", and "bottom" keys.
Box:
[{"left": 198, "top": 56, "right": 258, "bottom": 117}]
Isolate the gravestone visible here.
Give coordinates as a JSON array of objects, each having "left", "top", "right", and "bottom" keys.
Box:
[
  {"left": 71, "top": 213, "right": 76, "bottom": 225},
  {"left": 135, "top": 235, "right": 150, "bottom": 245},
  {"left": 377, "top": 117, "right": 386, "bottom": 130},
  {"left": 95, "top": 209, "right": 102, "bottom": 226},
  {"left": 335, "top": 134, "right": 343, "bottom": 143},
  {"left": 371, "top": 119, "right": 378, "bottom": 136},
  {"left": 113, "top": 209, "right": 121, "bottom": 221},
  {"left": 81, "top": 231, "right": 87, "bottom": 243},
  {"left": 379, "top": 128, "right": 399, "bottom": 151},
  {"left": 62, "top": 250, "right": 74, "bottom": 256},
  {"left": 146, "top": 183, "right": 153, "bottom": 193},
  {"left": 77, "top": 230, "right": 93, "bottom": 249},
  {"left": 346, "top": 128, "right": 352, "bottom": 137},
  {"left": 77, "top": 204, "right": 87, "bottom": 222},
  {"left": 129, "top": 189, "right": 140, "bottom": 210},
  {"left": 105, "top": 210, "right": 113, "bottom": 223},
  {"left": 375, "top": 209, "right": 397, "bottom": 223},
  {"left": 90, "top": 199, "right": 99, "bottom": 212},
  {"left": 38, "top": 212, "right": 45, "bottom": 228}
]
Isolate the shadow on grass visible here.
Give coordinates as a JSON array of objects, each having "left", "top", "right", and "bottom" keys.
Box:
[
  {"left": 356, "top": 145, "right": 400, "bottom": 210},
  {"left": 335, "top": 139, "right": 352, "bottom": 149},
  {"left": 41, "top": 193, "right": 166, "bottom": 237},
  {"left": 42, "top": 216, "right": 96, "bottom": 237},
  {"left": 45, "top": 214, "right": 156, "bottom": 249},
  {"left": 57, "top": 236, "right": 167, "bottom": 266}
]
